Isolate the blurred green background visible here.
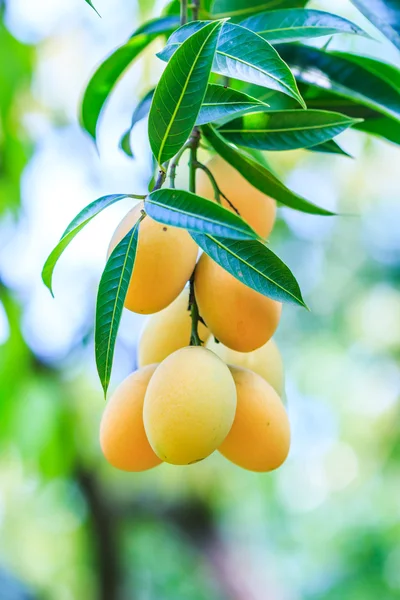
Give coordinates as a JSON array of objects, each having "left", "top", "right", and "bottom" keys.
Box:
[{"left": 1, "top": 0, "right": 400, "bottom": 598}]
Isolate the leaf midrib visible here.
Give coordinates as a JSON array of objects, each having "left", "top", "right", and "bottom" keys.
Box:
[
  {"left": 202, "top": 101, "right": 260, "bottom": 107},
  {"left": 256, "top": 24, "right": 351, "bottom": 36},
  {"left": 221, "top": 119, "right": 355, "bottom": 134}
]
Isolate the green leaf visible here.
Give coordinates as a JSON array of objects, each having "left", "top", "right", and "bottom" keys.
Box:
[
  {"left": 279, "top": 45, "right": 400, "bottom": 123},
  {"left": 301, "top": 80, "right": 400, "bottom": 146},
  {"left": 210, "top": 0, "right": 307, "bottom": 20},
  {"left": 95, "top": 220, "right": 141, "bottom": 395},
  {"left": 333, "top": 52, "right": 400, "bottom": 92},
  {"left": 146, "top": 188, "right": 260, "bottom": 240},
  {"left": 356, "top": 115, "right": 400, "bottom": 145},
  {"left": 202, "top": 124, "right": 335, "bottom": 215},
  {"left": 241, "top": 8, "right": 368, "bottom": 44},
  {"left": 158, "top": 22, "right": 305, "bottom": 106},
  {"left": 218, "top": 109, "right": 360, "bottom": 151},
  {"left": 81, "top": 16, "right": 179, "bottom": 141},
  {"left": 42, "top": 194, "right": 139, "bottom": 294},
  {"left": 119, "top": 88, "right": 155, "bottom": 157},
  {"left": 192, "top": 233, "right": 306, "bottom": 307},
  {"left": 84, "top": 0, "right": 100, "bottom": 16},
  {"left": 308, "top": 139, "right": 352, "bottom": 157},
  {"left": 350, "top": 0, "right": 400, "bottom": 49},
  {"left": 149, "top": 20, "right": 223, "bottom": 166},
  {"left": 196, "top": 84, "right": 268, "bottom": 126}
]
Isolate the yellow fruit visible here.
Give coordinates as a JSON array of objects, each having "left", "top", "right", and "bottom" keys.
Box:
[
  {"left": 206, "top": 337, "right": 285, "bottom": 397},
  {"left": 100, "top": 365, "right": 162, "bottom": 472},
  {"left": 197, "top": 154, "right": 276, "bottom": 238},
  {"left": 143, "top": 347, "right": 237, "bottom": 465},
  {"left": 138, "top": 288, "right": 209, "bottom": 367},
  {"left": 108, "top": 202, "right": 198, "bottom": 314},
  {"left": 194, "top": 254, "right": 282, "bottom": 352},
  {"left": 219, "top": 366, "right": 290, "bottom": 472}
]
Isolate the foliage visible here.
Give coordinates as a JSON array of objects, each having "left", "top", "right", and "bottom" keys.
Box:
[{"left": 42, "top": 0, "right": 400, "bottom": 390}]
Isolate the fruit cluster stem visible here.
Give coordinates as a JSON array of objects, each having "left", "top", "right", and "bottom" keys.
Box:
[
  {"left": 181, "top": 0, "right": 203, "bottom": 347},
  {"left": 188, "top": 129, "right": 203, "bottom": 346}
]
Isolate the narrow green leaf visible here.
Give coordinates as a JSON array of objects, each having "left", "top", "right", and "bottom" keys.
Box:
[
  {"left": 218, "top": 109, "right": 360, "bottom": 151},
  {"left": 211, "top": 0, "right": 307, "bottom": 20},
  {"left": 308, "top": 139, "right": 353, "bottom": 157},
  {"left": 301, "top": 83, "right": 400, "bottom": 146},
  {"left": 95, "top": 220, "right": 141, "bottom": 395},
  {"left": 192, "top": 233, "right": 306, "bottom": 307},
  {"left": 84, "top": 0, "right": 100, "bottom": 16},
  {"left": 158, "top": 22, "right": 305, "bottom": 107},
  {"left": 333, "top": 52, "right": 400, "bottom": 92},
  {"left": 197, "top": 84, "right": 268, "bottom": 126},
  {"left": 146, "top": 188, "right": 260, "bottom": 240},
  {"left": 279, "top": 45, "right": 400, "bottom": 123},
  {"left": 350, "top": 0, "right": 400, "bottom": 49},
  {"left": 241, "top": 9, "right": 368, "bottom": 44},
  {"left": 119, "top": 88, "right": 155, "bottom": 157},
  {"left": 42, "top": 194, "right": 139, "bottom": 294},
  {"left": 149, "top": 19, "right": 223, "bottom": 166},
  {"left": 81, "top": 16, "right": 179, "bottom": 141},
  {"left": 202, "top": 124, "right": 335, "bottom": 215}
]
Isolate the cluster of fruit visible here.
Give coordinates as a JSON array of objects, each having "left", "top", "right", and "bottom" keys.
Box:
[{"left": 100, "top": 156, "right": 290, "bottom": 472}]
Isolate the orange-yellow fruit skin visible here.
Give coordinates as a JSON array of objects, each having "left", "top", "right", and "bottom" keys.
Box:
[
  {"left": 219, "top": 366, "right": 290, "bottom": 472},
  {"left": 100, "top": 365, "right": 162, "bottom": 472},
  {"left": 108, "top": 202, "right": 198, "bottom": 314},
  {"left": 143, "top": 347, "right": 237, "bottom": 465},
  {"left": 194, "top": 254, "right": 282, "bottom": 352},
  {"left": 138, "top": 288, "right": 209, "bottom": 367},
  {"left": 206, "top": 337, "right": 284, "bottom": 397},
  {"left": 197, "top": 155, "right": 276, "bottom": 239}
]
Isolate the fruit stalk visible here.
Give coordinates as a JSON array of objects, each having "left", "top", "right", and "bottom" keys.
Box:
[
  {"left": 182, "top": 0, "right": 203, "bottom": 347},
  {"left": 188, "top": 129, "right": 203, "bottom": 346}
]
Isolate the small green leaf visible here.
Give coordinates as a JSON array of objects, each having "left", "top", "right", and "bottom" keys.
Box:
[
  {"left": 279, "top": 45, "right": 400, "bottom": 123},
  {"left": 81, "top": 16, "right": 179, "bottom": 141},
  {"left": 350, "top": 0, "right": 400, "bottom": 50},
  {"left": 146, "top": 188, "right": 260, "bottom": 240},
  {"left": 211, "top": 0, "right": 307, "bottom": 20},
  {"left": 149, "top": 19, "right": 223, "bottom": 166},
  {"left": 218, "top": 109, "right": 360, "bottom": 151},
  {"left": 158, "top": 22, "right": 305, "bottom": 107},
  {"left": 241, "top": 9, "right": 368, "bottom": 44},
  {"left": 119, "top": 88, "right": 155, "bottom": 157},
  {"left": 95, "top": 220, "right": 141, "bottom": 395},
  {"left": 308, "top": 139, "right": 353, "bottom": 157},
  {"left": 197, "top": 84, "right": 268, "bottom": 126},
  {"left": 202, "top": 124, "right": 335, "bottom": 215},
  {"left": 84, "top": 0, "right": 100, "bottom": 16},
  {"left": 192, "top": 233, "right": 306, "bottom": 307},
  {"left": 42, "top": 194, "right": 140, "bottom": 294}
]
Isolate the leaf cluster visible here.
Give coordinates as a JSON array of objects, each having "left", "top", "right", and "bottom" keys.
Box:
[{"left": 48, "top": 0, "right": 400, "bottom": 391}]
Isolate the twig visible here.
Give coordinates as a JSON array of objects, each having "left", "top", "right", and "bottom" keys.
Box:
[
  {"left": 169, "top": 143, "right": 190, "bottom": 188},
  {"left": 189, "top": 272, "right": 204, "bottom": 346},
  {"left": 194, "top": 160, "right": 240, "bottom": 215}
]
